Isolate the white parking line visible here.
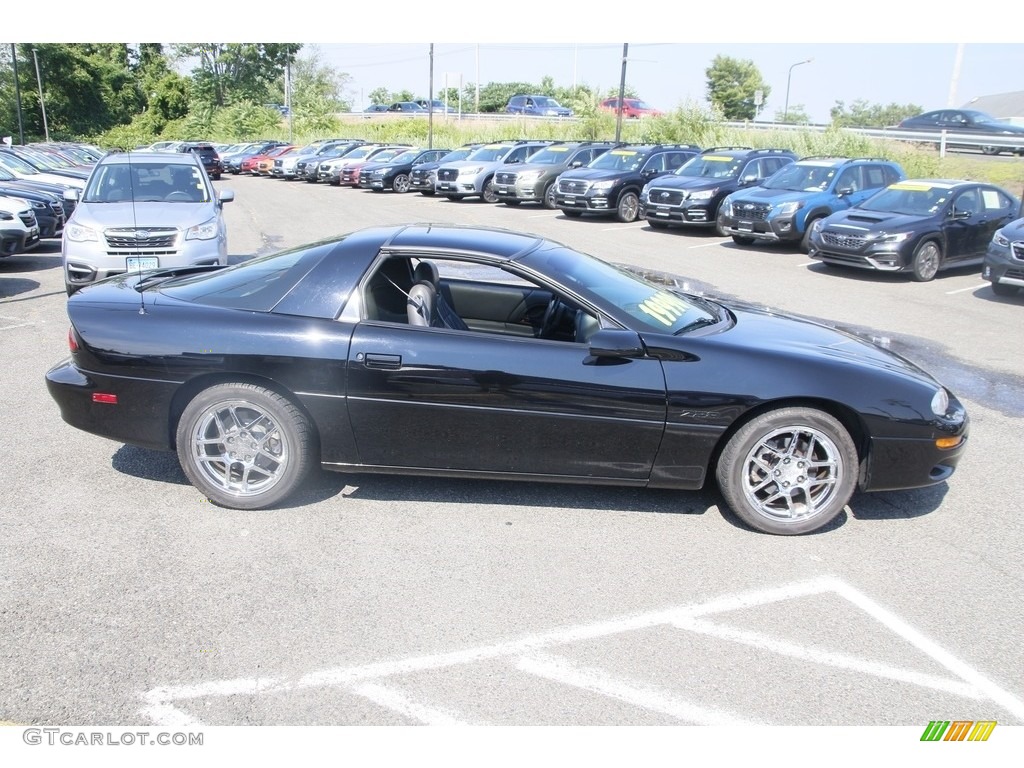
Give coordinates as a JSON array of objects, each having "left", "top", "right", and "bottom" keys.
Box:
[
  {"left": 688, "top": 240, "right": 730, "bottom": 249},
  {"left": 600, "top": 224, "right": 645, "bottom": 231},
  {"left": 945, "top": 283, "right": 988, "bottom": 295},
  {"left": 517, "top": 652, "right": 758, "bottom": 725},
  {"left": 798, "top": 261, "right": 818, "bottom": 267},
  {"left": 141, "top": 575, "right": 1024, "bottom": 725}
]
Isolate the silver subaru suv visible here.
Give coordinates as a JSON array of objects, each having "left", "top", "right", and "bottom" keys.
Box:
[{"left": 62, "top": 151, "right": 234, "bottom": 295}]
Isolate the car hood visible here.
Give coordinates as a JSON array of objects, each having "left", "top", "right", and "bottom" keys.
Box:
[
  {"left": 697, "top": 301, "right": 938, "bottom": 387},
  {"left": 731, "top": 187, "right": 815, "bottom": 204},
  {"left": 561, "top": 168, "right": 636, "bottom": 183},
  {"left": 648, "top": 176, "right": 725, "bottom": 192},
  {"left": 71, "top": 201, "right": 214, "bottom": 229},
  {"left": 441, "top": 160, "right": 507, "bottom": 172},
  {"left": 821, "top": 209, "right": 928, "bottom": 231}
]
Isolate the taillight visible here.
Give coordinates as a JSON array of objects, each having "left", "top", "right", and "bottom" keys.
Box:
[{"left": 68, "top": 327, "right": 79, "bottom": 353}]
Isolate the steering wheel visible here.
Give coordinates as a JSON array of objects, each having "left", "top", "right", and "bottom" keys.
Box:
[{"left": 537, "top": 296, "right": 564, "bottom": 339}]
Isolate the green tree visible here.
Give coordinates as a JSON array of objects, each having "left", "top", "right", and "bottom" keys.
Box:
[
  {"left": 172, "top": 44, "right": 302, "bottom": 108},
  {"left": 774, "top": 104, "right": 811, "bottom": 124},
  {"left": 286, "top": 49, "right": 353, "bottom": 113},
  {"left": 470, "top": 82, "right": 537, "bottom": 113},
  {"left": 830, "top": 99, "right": 923, "bottom": 128},
  {"left": 705, "top": 55, "right": 769, "bottom": 121}
]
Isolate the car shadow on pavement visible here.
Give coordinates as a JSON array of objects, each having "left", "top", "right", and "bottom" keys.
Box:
[
  {"left": 847, "top": 483, "right": 950, "bottom": 522},
  {"left": 0, "top": 277, "right": 41, "bottom": 300}
]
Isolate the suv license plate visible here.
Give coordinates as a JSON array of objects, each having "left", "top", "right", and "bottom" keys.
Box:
[
  {"left": 563, "top": 196, "right": 575, "bottom": 204},
  {"left": 126, "top": 257, "right": 159, "bottom": 271},
  {"left": 738, "top": 221, "right": 753, "bottom": 232}
]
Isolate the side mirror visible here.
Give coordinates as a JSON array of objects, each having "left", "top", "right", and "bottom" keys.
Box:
[
  {"left": 588, "top": 329, "right": 645, "bottom": 360},
  {"left": 63, "top": 188, "right": 80, "bottom": 202},
  {"left": 836, "top": 186, "right": 854, "bottom": 197},
  {"left": 740, "top": 174, "right": 759, "bottom": 186},
  {"left": 218, "top": 189, "right": 235, "bottom": 204}
]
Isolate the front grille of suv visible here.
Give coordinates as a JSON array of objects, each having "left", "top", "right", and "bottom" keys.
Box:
[
  {"left": 1011, "top": 242, "right": 1024, "bottom": 262},
  {"left": 104, "top": 227, "right": 178, "bottom": 250},
  {"left": 495, "top": 171, "right": 518, "bottom": 185},
  {"left": 734, "top": 202, "right": 771, "bottom": 221},
  {"left": 437, "top": 168, "right": 458, "bottom": 182},
  {"left": 557, "top": 179, "right": 591, "bottom": 195},
  {"left": 646, "top": 188, "right": 685, "bottom": 206}
]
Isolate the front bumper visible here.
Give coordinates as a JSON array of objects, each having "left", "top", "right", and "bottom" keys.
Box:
[
  {"left": 641, "top": 201, "right": 717, "bottom": 227},
  {"left": 718, "top": 212, "right": 800, "bottom": 242},
  {"left": 0, "top": 225, "right": 40, "bottom": 256},
  {"left": 982, "top": 240, "right": 1024, "bottom": 288}
]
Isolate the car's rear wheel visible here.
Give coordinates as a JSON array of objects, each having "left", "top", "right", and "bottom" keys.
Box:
[
  {"left": 991, "top": 281, "right": 1019, "bottom": 296},
  {"left": 481, "top": 177, "right": 498, "bottom": 204},
  {"left": 715, "top": 407, "right": 857, "bottom": 535},
  {"left": 980, "top": 145, "right": 1001, "bottom": 156},
  {"left": 911, "top": 240, "right": 941, "bottom": 282},
  {"left": 392, "top": 173, "right": 410, "bottom": 193},
  {"left": 616, "top": 191, "right": 640, "bottom": 222},
  {"left": 176, "top": 383, "right": 314, "bottom": 510}
]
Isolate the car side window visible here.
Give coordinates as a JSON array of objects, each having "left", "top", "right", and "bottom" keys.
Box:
[
  {"left": 980, "top": 188, "right": 1012, "bottom": 214},
  {"left": 642, "top": 154, "right": 666, "bottom": 173},
  {"left": 953, "top": 189, "right": 981, "bottom": 216},
  {"left": 836, "top": 167, "right": 862, "bottom": 193}
]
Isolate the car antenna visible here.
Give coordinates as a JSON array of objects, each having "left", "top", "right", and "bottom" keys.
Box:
[{"left": 126, "top": 150, "right": 146, "bottom": 315}]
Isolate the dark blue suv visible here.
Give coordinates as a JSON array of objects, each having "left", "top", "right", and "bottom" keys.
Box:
[{"left": 718, "top": 156, "right": 906, "bottom": 251}]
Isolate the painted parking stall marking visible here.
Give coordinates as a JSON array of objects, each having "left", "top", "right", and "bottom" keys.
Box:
[{"left": 141, "top": 576, "right": 1024, "bottom": 726}]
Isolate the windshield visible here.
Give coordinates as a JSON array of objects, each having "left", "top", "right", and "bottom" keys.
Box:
[
  {"left": 82, "top": 162, "right": 210, "bottom": 204},
  {"left": 762, "top": 162, "right": 838, "bottom": 192},
  {"left": 676, "top": 154, "right": 744, "bottom": 179},
  {"left": 369, "top": 149, "right": 402, "bottom": 163},
  {"left": 522, "top": 245, "right": 718, "bottom": 335},
  {"left": 522, "top": 146, "right": 572, "bottom": 165},
  {"left": 857, "top": 181, "right": 953, "bottom": 216},
  {"left": 0, "top": 153, "right": 41, "bottom": 175},
  {"left": 589, "top": 149, "right": 645, "bottom": 172},
  {"left": 465, "top": 145, "right": 513, "bottom": 162},
  {"left": 438, "top": 148, "right": 474, "bottom": 163},
  {"left": 534, "top": 97, "right": 562, "bottom": 108},
  {"left": 385, "top": 150, "right": 418, "bottom": 164}
]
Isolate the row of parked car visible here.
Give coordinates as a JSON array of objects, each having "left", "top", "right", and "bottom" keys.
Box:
[{"left": 219, "top": 137, "right": 1024, "bottom": 292}]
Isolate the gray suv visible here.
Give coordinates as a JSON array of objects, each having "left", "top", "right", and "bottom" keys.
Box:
[
  {"left": 434, "top": 141, "right": 553, "bottom": 202},
  {"left": 62, "top": 151, "right": 234, "bottom": 295},
  {"left": 493, "top": 141, "right": 620, "bottom": 208}
]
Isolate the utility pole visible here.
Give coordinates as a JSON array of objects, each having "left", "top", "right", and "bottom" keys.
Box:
[
  {"left": 32, "top": 48, "right": 50, "bottom": 142},
  {"left": 615, "top": 44, "right": 628, "bottom": 143},
  {"left": 428, "top": 44, "right": 434, "bottom": 149},
  {"left": 11, "top": 44, "right": 25, "bottom": 145}
]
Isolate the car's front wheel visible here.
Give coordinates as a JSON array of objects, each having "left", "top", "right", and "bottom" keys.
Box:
[
  {"left": 542, "top": 182, "right": 557, "bottom": 209},
  {"left": 481, "top": 177, "right": 498, "bottom": 204},
  {"left": 715, "top": 407, "right": 857, "bottom": 535},
  {"left": 616, "top": 191, "right": 640, "bottom": 222},
  {"left": 991, "top": 281, "right": 1019, "bottom": 296},
  {"left": 176, "top": 383, "right": 315, "bottom": 510},
  {"left": 392, "top": 173, "right": 410, "bottom": 193},
  {"left": 911, "top": 240, "right": 942, "bottom": 282}
]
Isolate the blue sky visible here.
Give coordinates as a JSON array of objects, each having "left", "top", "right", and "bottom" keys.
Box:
[{"left": 37, "top": 0, "right": 1024, "bottom": 124}]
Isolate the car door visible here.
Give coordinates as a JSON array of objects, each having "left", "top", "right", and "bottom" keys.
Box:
[
  {"left": 344, "top": 255, "right": 668, "bottom": 481},
  {"left": 944, "top": 188, "right": 986, "bottom": 261}
]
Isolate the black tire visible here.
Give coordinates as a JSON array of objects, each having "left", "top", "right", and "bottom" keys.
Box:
[
  {"left": 991, "top": 281, "right": 1019, "bottom": 296},
  {"left": 800, "top": 217, "right": 823, "bottom": 253},
  {"left": 176, "top": 383, "right": 315, "bottom": 510},
  {"left": 649, "top": 219, "right": 669, "bottom": 230},
  {"left": 542, "top": 181, "right": 557, "bottom": 209},
  {"left": 481, "top": 177, "right": 498, "bottom": 204},
  {"left": 731, "top": 235, "right": 755, "bottom": 245},
  {"left": 980, "top": 145, "right": 1001, "bottom": 156},
  {"left": 714, "top": 212, "right": 729, "bottom": 237},
  {"left": 616, "top": 191, "right": 640, "bottom": 223},
  {"left": 562, "top": 209, "right": 583, "bottom": 218},
  {"left": 911, "top": 240, "right": 941, "bottom": 282},
  {"left": 392, "top": 173, "right": 410, "bottom": 193},
  {"left": 715, "top": 407, "right": 857, "bottom": 535},
  {"left": 419, "top": 190, "right": 435, "bottom": 197},
  {"left": 503, "top": 200, "right": 522, "bottom": 207}
]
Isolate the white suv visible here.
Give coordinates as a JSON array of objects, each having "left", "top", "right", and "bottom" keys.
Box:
[
  {"left": 62, "top": 151, "right": 234, "bottom": 295},
  {"left": 0, "top": 195, "right": 40, "bottom": 257},
  {"left": 433, "top": 141, "right": 552, "bottom": 202}
]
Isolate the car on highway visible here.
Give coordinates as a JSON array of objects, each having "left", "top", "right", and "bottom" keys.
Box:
[
  {"left": 45, "top": 223, "right": 969, "bottom": 536},
  {"left": 982, "top": 217, "right": 1024, "bottom": 296},
  {"left": 60, "top": 151, "right": 234, "bottom": 295},
  {"left": 600, "top": 97, "right": 663, "bottom": 119},
  {"left": 505, "top": 95, "right": 573, "bottom": 117},
  {"left": 806, "top": 179, "right": 1021, "bottom": 281},
  {"left": 896, "top": 109, "right": 1024, "bottom": 156}
]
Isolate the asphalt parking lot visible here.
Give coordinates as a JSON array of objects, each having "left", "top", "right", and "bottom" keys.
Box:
[{"left": 2, "top": 172, "right": 1023, "bottom": 728}]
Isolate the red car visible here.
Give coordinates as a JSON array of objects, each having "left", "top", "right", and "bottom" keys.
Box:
[
  {"left": 600, "top": 98, "right": 663, "bottom": 119},
  {"left": 242, "top": 145, "right": 295, "bottom": 175}
]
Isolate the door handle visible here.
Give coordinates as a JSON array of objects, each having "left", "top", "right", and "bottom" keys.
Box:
[{"left": 364, "top": 353, "right": 402, "bottom": 370}]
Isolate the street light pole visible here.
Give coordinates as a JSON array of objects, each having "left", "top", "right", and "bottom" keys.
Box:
[
  {"left": 32, "top": 47, "right": 50, "bottom": 142},
  {"left": 615, "top": 43, "right": 628, "bottom": 143},
  {"left": 783, "top": 58, "right": 812, "bottom": 124}
]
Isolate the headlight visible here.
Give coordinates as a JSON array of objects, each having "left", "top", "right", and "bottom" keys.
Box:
[
  {"left": 516, "top": 170, "right": 541, "bottom": 183},
  {"left": 689, "top": 188, "right": 717, "bottom": 201},
  {"left": 774, "top": 201, "right": 803, "bottom": 215},
  {"left": 930, "top": 388, "right": 950, "bottom": 416},
  {"left": 186, "top": 217, "right": 219, "bottom": 241},
  {"left": 810, "top": 218, "right": 824, "bottom": 234},
  {"left": 877, "top": 231, "right": 913, "bottom": 244},
  {"left": 992, "top": 229, "right": 1009, "bottom": 248},
  {"left": 591, "top": 180, "right": 615, "bottom": 191},
  {"left": 65, "top": 223, "right": 98, "bottom": 241},
  {"left": 720, "top": 199, "right": 733, "bottom": 216},
  {"left": 460, "top": 166, "right": 484, "bottom": 176}
]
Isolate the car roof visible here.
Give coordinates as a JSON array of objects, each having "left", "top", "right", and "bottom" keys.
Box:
[{"left": 101, "top": 151, "right": 201, "bottom": 166}]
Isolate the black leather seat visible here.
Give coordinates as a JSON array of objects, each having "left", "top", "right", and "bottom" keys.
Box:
[{"left": 408, "top": 261, "right": 470, "bottom": 330}]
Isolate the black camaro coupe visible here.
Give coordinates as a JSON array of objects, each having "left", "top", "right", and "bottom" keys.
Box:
[{"left": 45, "top": 224, "right": 968, "bottom": 535}]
